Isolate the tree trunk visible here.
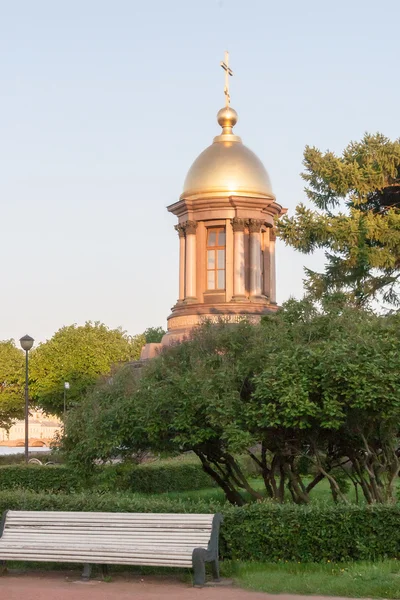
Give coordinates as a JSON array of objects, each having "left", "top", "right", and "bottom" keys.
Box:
[{"left": 196, "top": 452, "right": 245, "bottom": 505}]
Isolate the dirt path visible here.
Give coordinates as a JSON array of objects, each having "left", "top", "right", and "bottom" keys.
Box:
[{"left": 0, "top": 572, "right": 361, "bottom": 600}]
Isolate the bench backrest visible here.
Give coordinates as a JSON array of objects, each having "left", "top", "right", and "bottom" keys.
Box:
[{"left": 0, "top": 511, "right": 220, "bottom": 562}]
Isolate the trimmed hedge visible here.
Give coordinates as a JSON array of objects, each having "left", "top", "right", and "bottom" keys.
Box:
[
  {"left": 0, "top": 466, "right": 82, "bottom": 492},
  {"left": 222, "top": 503, "right": 400, "bottom": 562},
  {"left": 0, "top": 490, "right": 399, "bottom": 563},
  {"left": 0, "top": 489, "right": 220, "bottom": 515},
  {"left": 0, "top": 462, "right": 214, "bottom": 494}
]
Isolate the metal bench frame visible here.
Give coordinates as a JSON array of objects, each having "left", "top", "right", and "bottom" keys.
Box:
[{"left": 0, "top": 510, "right": 222, "bottom": 586}]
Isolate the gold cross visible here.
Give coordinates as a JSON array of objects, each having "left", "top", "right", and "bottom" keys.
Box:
[{"left": 220, "top": 50, "right": 233, "bottom": 107}]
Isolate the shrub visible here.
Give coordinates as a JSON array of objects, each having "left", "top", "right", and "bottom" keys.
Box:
[
  {"left": 0, "top": 489, "right": 220, "bottom": 515},
  {"left": 0, "top": 461, "right": 214, "bottom": 494},
  {"left": 0, "top": 465, "right": 82, "bottom": 492},
  {"left": 221, "top": 503, "right": 400, "bottom": 562}
]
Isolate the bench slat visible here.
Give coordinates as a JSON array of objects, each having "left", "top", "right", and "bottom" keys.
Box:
[
  {"left": 0, "top": 556, "right": 192, "bottom": 567},
  {"left": 7, "top": 511, "right": 213, "bottom": 520}
]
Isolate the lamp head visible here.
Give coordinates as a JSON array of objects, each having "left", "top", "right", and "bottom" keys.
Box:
[{"left": 20, "top": 334, "right": 34, "bottom": 352}]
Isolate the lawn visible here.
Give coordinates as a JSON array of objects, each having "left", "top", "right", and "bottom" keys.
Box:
[
  {"left": 159, "top": 476, "right": 366, "bottom": 504},
  {"left": 222, "top": 560, "right": 400, "bottom": 598}
]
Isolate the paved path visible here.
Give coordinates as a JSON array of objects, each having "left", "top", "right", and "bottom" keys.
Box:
[{"left": 1, "top": 572, "right": 361, "bottom": 600}]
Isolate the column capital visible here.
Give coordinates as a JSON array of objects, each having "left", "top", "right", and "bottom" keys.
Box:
[
  {"left": 270, "top": 227, "right": 277, "bottom": 242},
  {"left": 174, "top": 224, "right": 186, "bottom": 238},
  {"left": 231, "top": 217, "right": 247, "bottom": 232},
  {"left": 248, "top": 219, "right": 264, "bottom": 233},
  {"left": 184, "top": 220, "right": 198, "bottom": 235}
]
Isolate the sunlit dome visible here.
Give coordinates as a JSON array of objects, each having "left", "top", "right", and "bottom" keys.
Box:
[{"left": 181, "top": 106, "right": 274, "bottom": 200}]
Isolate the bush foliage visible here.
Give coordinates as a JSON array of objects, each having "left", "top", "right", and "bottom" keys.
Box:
[
  {"left": 1, "top": 490, "right": 399, "bottom": 563},
  {"left": 222, "top": 503, "right": 400, "bottom": 562},
  {"left": 0, "top": 466, "right": 82, "bottom": 493},
  {"left": 63, "top": 302, "right": 400, "bottom": 506},
  {"left": 0, "top": 462, "right": 213, "bottom": 494}
]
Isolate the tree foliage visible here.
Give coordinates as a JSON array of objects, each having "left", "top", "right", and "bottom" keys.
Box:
[
  {"left": 63, "top": 303, "right": 400, "bottom": 505},
  {"left": 278, "top": 133, "right": 400, "bottom": 306},
  {"left": 143, "top": 326, "right": 166, "bottom": 344},
  {"left": 30, "top": 322, "right": 145, "bottom": 416},
  {"left": 0, "top": 341, "right": 24, "bottom": 429}
]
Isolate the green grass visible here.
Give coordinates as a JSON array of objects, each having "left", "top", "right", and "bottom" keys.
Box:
[
  {"left": 160, "top": 476, "right": 400, "bottom": 505},
  {"left": 222, "top": 560, "right": 400, "bottom": 598}
]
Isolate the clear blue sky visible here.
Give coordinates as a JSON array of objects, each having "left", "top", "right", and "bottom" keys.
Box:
[{"left": 1, "top": 0, "right": 398, "bottom": 343}]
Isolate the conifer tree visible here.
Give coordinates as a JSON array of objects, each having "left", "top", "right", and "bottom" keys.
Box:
[{"left": 278, "top": 133, "right": 400, "bottom": 305}]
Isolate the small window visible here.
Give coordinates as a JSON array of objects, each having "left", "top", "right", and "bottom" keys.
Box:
[{"left": 207, "top": 227, "right": 225, "bottom": 290}]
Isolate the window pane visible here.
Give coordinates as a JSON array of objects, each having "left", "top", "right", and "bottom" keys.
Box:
[
  {"left": 217, "top": 249, "right": 225, "bottom": 269},
  {"left": 217, "top": 270, "right": 225, "bottom": 289},
  {"left": 207, "top": 271, "right": 215, "bottom": 289},
  {"left": 207, "top": 230, "right": 217, "bottom": 247},
  {"left": 207, "top": 250, "right": 215, "bottom": 268},
  {"left": 218, "top": 230, "right": 226, "bottom": 246}
]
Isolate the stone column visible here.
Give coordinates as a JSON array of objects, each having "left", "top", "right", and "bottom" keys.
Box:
[
  {"left": 262, "top": 228, "right": 271, "bottom": 299},
  {"left": 269, "top": 228, "right": 277, "bottom": 304},
  {"left": 184, "top": 220, "right": 198, "bottom": 302},
  {"left": 249, "top": 219, "right": 264, "bottom": 298},
  {"left": 231, "top": 218, "right": 247, "bottom": 301},
  {"left": 174, "top": 224, "right": 186, "bottom": 302}
]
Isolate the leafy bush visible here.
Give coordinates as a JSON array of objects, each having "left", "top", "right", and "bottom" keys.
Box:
[
  {"left": 0, "top": 491, "right": 399, "bottom": 563},
  {"left": 0, "top": 461, "right": 213, "bottom": 494},
  {"left": 0, "top": 466, "right": 82, "bottom": 492},
  {"left": 0, "top": 489, "right": 220, "bottom": 515},
  {"left": 222, "top": 503, "right": 400, "bottom": 562},
  {"left": 63, "top": 307, "right": 400, "bottom": 506}
]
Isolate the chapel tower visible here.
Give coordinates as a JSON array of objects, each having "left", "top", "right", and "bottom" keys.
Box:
[{"left": 161, "top": 53, "right": 287, "bottom": 345}]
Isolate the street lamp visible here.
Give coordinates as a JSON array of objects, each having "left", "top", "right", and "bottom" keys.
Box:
[
  {"left": 19, "top": 334, "right": 34, "bottom": 464},
  {"left": 64, "top": 381, "right": 70, "bottom": 420}
]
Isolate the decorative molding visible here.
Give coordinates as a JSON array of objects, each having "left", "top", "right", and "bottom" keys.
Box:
[
  {"left": 184, "top": 220, "right": 198, "bottom": 235},
  {"left": 248, "top": 218, "right": 264, "bottom": 233},
  {"left": 231, "top": 217, "right": 247, "bottom": 232},
  {"left": 174, "top": 224, "right": 185, "bottom": 238},
  {"left": 168, "top": 313, "right": 261, "bottom": 330}
]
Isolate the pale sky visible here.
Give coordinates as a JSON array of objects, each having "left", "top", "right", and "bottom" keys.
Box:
[{"left": 1, "top": 0, "right": 398, "bottom": 343}]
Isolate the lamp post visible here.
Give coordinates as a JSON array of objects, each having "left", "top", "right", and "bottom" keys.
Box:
[
  {"left": 19, "top": 335, "right": 34, "bottom": 464},
  {"left": 63, "top": 381, "right": 70, "bottom": 421}
]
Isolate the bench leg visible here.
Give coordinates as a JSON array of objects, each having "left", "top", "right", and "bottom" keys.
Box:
[
  {"left": 101, "top": 565, "right": 109, "bottom": 579},
  {"left": 211, "top": 559, "right": 220, "bottom": 582},
  {"left": 192, "top": 548, "right": 206, "bottom": 587},
  {"left": 81, "top": 564, "right": 92, "bottom": 580},
  {"left": 0, "top": 561, "right": 7, "bottom": 576}
]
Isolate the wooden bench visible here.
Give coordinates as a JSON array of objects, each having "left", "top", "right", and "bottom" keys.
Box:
[{"left": 0, "top": 510, "right": 222, "bottom": 586}]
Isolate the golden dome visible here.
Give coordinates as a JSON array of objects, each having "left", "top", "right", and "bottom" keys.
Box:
[{"left": 181, "top": 106, "right": 273, "bottom": 200}]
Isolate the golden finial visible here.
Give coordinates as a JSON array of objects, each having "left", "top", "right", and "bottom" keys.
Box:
[{"left": 220, "top": 50, "right": 233, "bottom": 107}]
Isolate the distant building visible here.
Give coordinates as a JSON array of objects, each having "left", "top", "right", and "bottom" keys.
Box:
[{"left": 0, "top": 410, "right": 62, "bottom": 447}]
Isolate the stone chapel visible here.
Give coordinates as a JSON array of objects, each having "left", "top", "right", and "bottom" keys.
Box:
[{"left": 141, "top": 55, "right": 287, "bottom": 357}]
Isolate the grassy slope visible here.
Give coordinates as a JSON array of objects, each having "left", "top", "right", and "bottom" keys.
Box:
[{"left": 222, "top": 560, "right": 400, "bottom": 598}]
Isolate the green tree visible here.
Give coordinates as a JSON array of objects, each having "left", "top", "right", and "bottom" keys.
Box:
[
  {"left": 278, "top": 133, "right": 400, "bottom": 306},
  {"left": 0, "top": 341, "right": 24, "bottom": 429},
  {"left": 143, "top": 326, "right": 166, "bottom": 344},
  {"left": 63, "top": 305, "right": 400, "bottom": 505},
  {"left": 31, "top": 322, "right": 145, "bottom": 416}
]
